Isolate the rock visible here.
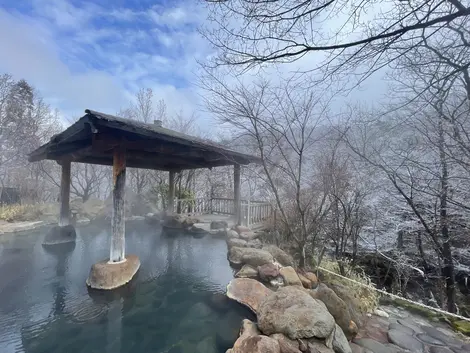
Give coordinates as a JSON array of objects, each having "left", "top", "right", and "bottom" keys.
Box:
[
  {"left": 387, "top": 329, "right": 424, "bottom": 353},
  {"left": 189, "top": 225, "right": 208, "bottom": 238},
  {"left": 42, "top": 225, "right": 76, "bottom": 245},
  {"left": 298, "top": 273, "right": 312, "bottom": 288},
  {"left": 326, "top": 282, "right": 363, "bottom": 328},
  {"left": 307, "top": 339, "right": 335, "bottom": 353},
  {"left": 81, "top": 197, "right": 106, "bottom": 219},
  {"left": 228, "top": 247, "right": 274, "bottom": 267},
  {"left": 257, "top": 286, "right": 335, "bottom": 339},
  {"left": 374, "top": 308, "right": 389, "bottom": 318},
  {"left": 211, "top": 220, "right": 228, "bottom": 230},
  {"left": 416, "top": 333, "right": 444, "bottom": 346},
  {"left": 258, "top": 263, "right": 280, "bottom": 282},
  {"left": 420, "top": 325, "right": 463, "bottom": 346},
  {"left": 235, "top": 265, "right": 259, "bottom": 279},
  {"left": 232, "top": 319, "right": 261, "bottom": 351},
  {"left": 310, "top": 283, "right": 355, "bottom": 339},
  {"left": 227, "top": 230, "right": 240, "bottom": 239},
  {"left": 239, "top": 231, "right": 257, "bottom": 241},
  {"left": 227, "top": 238, "right": 248, "bottom": 248},
  {"left": 279, "top": 266, "right": 303, "bottom": 286},
  {"left": 210, "top": 229, "right": 227, "bottom": 238},
  {"left": 353, "top": 338, "right": 396, "bottom": 353},
  {"left": 86, "top": 254, "right": 140, "bottom": 290},
  {"left": 144, "top": 212, "right": 161, "bottom": 224},
  {"left": 349, "top": 343, "right": 365, "bottom": 353},
  {"left": 241, "top": 248, "right": 274, "bottom": 267},
  {"left": 163, "top": 214, "right": 186, "bottom": 228},
  {"left": 388, "top": 323, "right": 415, "bottom": 335},
  {"left": 247, "top": 239, "right": 263, "bottom": 249},
  {"left": 217, "top": 310, "right": 245, "bottom": 349},
  {"left": 304, "top": 272, "right": 318, "bottom": 287},
  {"left": 235, "top": 225, "right": 251, "bottom": 234},
  {"left": 233, "top": 335, "right": 281, "bottom": 353},
  {"left": 299, "top": 340, "right": 308, "bottom": 352},
  {"left": 226, "top": 278, "right": 271, "bottom": 313},
  {"left": 332, "top": 324, "right": 352, "bottom": 353},
  {"left": 270, "top": 277, "right": 285, "bottom": 288},
  {"left": 182, "top": 216, "right": 199, "bottom": 228},
  {"left": 209, "top": 292, "right": 230, "bottom": 313},
  {"left": 396, "top": 319, "right": 423, "bottom": 334},
  {"left": 262, "top": 245, "right": 294, "bottom": 267},
  {"left": 430, "top": 348, "right": 454, "bottom": 353},
  {"left": 270, "top": 333, "right": 302, "bottom": 353}
]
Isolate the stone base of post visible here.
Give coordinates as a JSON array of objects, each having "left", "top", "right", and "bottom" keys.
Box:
[
  {"left": 86, "top": 254, "right": 140, "bottom": 290},
  {"left": 42, "top": 224, "right": 76, "bottom": 246}
]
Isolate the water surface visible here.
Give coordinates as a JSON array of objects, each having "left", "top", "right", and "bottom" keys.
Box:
[{"left": 0, "top": 222, "right": 251, "bottom": 353}]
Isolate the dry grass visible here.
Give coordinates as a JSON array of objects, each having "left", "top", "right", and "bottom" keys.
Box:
[
  {"left": 319, "top": 258, "right": 379, "bottom": 313},
  {"left": 0, "top": 203, "right": 57, "bottom": 222}
]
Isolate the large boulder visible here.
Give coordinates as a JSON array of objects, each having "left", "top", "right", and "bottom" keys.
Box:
[
  {"left": 304, "top": 272, "right": 319, "bottom": 288},
  {"left": 231, "top": 319, "right": 260, "bottom": 351},
  {"left": 86, "top": 254, "right": 140, "bottom": 290},
  {"left": 239, "top": 231, "right": 258, "bottom": 241},
  {"left": 310, "top": 284, "right": 356, "bottom": 340},
  {"left": 228, "top": 247, "right": 274, "bottom": 267},
  {"left": 307, "top": 339, "right": 335, "bottom": 353},
  {"left": 258, "top": 263, "right": 280, "bottom": 282},
  {"left": 233, "top": 335, "right": 281, "bottom": 353},
  {"left": 298, "top": 273, "right": 313, "bottom": 289},
  {"left": 211, "top": 220, "right": 228, "bottom": 230},
  {"left": 235, "top": 265, "right": 259, "bottom": 279},
  {"left": 235, "top": 225, "right": 251, "bottom": 234},
  {"left": 332, "top": 324, "right": 352, "bottom": 353},
  {"left": 42, "top": 225, "right": 76, "bottom": 245},
  {"left": 226, "top": 278, "right": 271, "bottom": 313},
  {"left": 227, "top": 229, "right": 240, "bottom": 239},
  {"left": 262, "top": 245, "right": 294, "bottom": 267},
  {"left": 247, "top": 239, "right": 263, "bottom": 249},
  {"left": 325, "top": 282, "right": 363, "bottom": 327},
  {"left": 270, "top": 333, "right": 302, "bottom": 353},
  {"left": 257, "top": 286, "right": 335, "bottom": 339},
  {"left": 227, "top": 238, "right": 249, "bottom": 249},
  {"left": 279, "top": 266, "right": 303, "bottom": 286}
]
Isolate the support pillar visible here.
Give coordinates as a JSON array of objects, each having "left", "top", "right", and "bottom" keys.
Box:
[
  {"left": 110, "top": 147, "right": 126, "bottom": 263},
  {"left": 59, "top": 161, "right": 71, "bottom": 227},
  {"left": 168, "top": 170, "right": 175, "bottom": 213},
  {"left": 234, "top": 164, "right": 241, "bottom": 225},
  {"left": 87, "top": 146, "right": 140, "bottom": 290}
]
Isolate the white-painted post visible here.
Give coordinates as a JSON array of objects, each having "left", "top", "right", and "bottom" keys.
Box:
[
  {"left": 59, "top": 161, "right": 71, "bottom": 227},
  {"left": 246, "top": 200, "right": 251, "bottom": 227},
  {"left": 234, "top": 164, "right": 241, "bottom": 225},
  {"left": 110, "top": 147, "right": 126, "bottom": 263}
]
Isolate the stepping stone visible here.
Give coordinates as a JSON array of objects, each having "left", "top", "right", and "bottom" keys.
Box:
[
  {"left": 450, "top": 348, "right": 469, "bottom": 353},
  {"left": 353, "top": 338, "right": 396, "bottom": 353},
  {"left": 461, "top": 344, "right": 470, "bottom": 351},
  {"left": 384, "top": 342, "right": 406, "bottom": 353},
  {"left": 350, "top": 342, "right": 364, "bottom": 353},
  {"left": 430, "top": 347, "right": 454, "bottom": 353},
  {"left": 397, "top": 319, "right": 424, "bottom": 333},
  {"left": 387, "top": 329, "right": 425, "bottom": 353},
  {"left": 389, "top": 322, "right": 415, "bottom": 335},
  {"left": 420, "top": 325, "right": 463, "bottom": 346},
  {"left": 416, "top": 333, "right": 445, "bottom": 346}
]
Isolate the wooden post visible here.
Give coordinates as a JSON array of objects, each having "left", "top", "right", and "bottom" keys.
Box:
[
  {"left": 168, "top": 170, "right": 175, "bottom": 213},
  {"left": 110, "top": 147, "right": 126, "bottom": 263},
  {"left": 234, "top": 164, "right": 241, "bottom": 225},
  {"left": 59, "top": 161, "right": 71, "bottom": 227}
]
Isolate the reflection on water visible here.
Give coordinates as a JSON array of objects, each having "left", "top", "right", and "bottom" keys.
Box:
[{"left": 0, "top": 222, "right": 253, "bottom": 353}]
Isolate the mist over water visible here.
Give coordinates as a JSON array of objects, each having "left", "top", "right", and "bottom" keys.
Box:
[{"left": 0, "top": 222, "right": 249, "bottom": 353}]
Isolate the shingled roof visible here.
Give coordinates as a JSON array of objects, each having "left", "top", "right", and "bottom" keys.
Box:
[{"left": 29, "top": 109, "right": 261, "bottom": 171}]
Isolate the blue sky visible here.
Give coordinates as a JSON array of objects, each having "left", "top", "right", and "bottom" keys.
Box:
[{"left": 0, "top": 0, "right": 209, "bottom": 120}]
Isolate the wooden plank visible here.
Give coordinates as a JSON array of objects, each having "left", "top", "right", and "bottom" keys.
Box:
[
  {"left": 110, "top": 146, "right": 126, "bottom": 263},
  {"left": 234, "top": 164, "right": 241, "bottom": 225},
  {"left": 59, "top": 161, "right": 71, "bottom": 227}
]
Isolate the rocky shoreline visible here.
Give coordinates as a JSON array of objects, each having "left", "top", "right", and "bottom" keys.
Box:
[{"left": 221, "top": 225, "right": 470, "bottom": 353}]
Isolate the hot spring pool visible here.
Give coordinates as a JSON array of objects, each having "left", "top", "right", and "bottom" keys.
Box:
[{"left": 0, "top": 221, "right": 252, "bottom": 353}]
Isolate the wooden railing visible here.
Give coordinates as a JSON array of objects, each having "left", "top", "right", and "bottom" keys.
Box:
[
  {"left": 174, "top": 197, "right": 273, "bottom": 227},
  {"left": 175, "top": 198, "right": 211, "bottom": 215},
  {"left": 241, "top": 200, "right": 272, "bottom": 227}
]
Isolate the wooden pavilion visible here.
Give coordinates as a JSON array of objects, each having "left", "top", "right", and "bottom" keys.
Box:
[{"left": 29, "top": 109, "right": 261, "bottom": 289}]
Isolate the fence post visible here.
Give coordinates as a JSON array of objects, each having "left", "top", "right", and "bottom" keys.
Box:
[{"left": 246, "top": 200, "right": 251, "bottom": 228}]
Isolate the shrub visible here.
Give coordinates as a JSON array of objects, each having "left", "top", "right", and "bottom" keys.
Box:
[{"left": 0, "top": 204, "right": 45, "bottom": 222}]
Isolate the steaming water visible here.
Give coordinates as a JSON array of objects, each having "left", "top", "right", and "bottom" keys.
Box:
[{"left": 0, "top": 222, "right": 252, "bottom": 353}]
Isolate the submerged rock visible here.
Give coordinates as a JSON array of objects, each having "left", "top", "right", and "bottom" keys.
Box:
[
  {"left": 257, "top": 286, "right": 335, "bottom": 339},
  {"left": 226, "top": 278, "right": 271, "bottom": 313},
  {"left": 42, "top": 225, "right": 76, "bottom": 245}
]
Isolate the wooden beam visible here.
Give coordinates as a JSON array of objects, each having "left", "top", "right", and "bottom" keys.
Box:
[
  {"left": 59, "top": 161, "right": 71, "bottom": 226},
  {"left": 110, "top": 146, "right": 126, "bottom": 263},
  {"left": 167, "top": 171, "right": 175, "bottom": 213},
  {"left": 234, "top": 164, "right": 241, "bottom": 225}
]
